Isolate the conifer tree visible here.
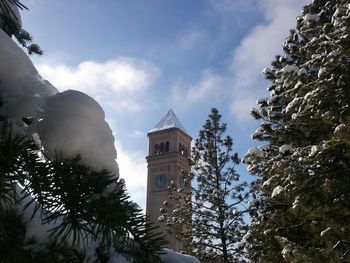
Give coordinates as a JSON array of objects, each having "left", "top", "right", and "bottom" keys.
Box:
[
  {"left": 162, "top": 108, "right": 251, "bottom": 263},
  {"left": 245, "top": 0, "right": 350, "bottom": 262},
  {"left": 0, "top": 122, "right": 167, "bottom": 262}
]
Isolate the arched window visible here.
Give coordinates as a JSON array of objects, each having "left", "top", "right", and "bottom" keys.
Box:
[
  {"left": 160, "top": 142, "right": 164, "bottom": 153},
  {"left": 180, "top": 144, "right": 185, "bottom": 155},
  {"left": 154, "top": 144, "right": 159, "bottom": 155},
  {"left": 165, "top": 141, "right": 169, "bottom": 152},
  {"left": 184, "top": 147, "right": 188, "bottom": 156},
  {"left": 179, "top": 143, "right": 182, "bottom": 153}
]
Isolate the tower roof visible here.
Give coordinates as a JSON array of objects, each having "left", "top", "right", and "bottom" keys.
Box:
[{"left": 149, "top": 109, "right": 188, "bottom": 134}]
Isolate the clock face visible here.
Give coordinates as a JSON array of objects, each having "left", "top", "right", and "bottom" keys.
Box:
[{"left": 155, "top": 174, "right": 167, "bottom": 188}]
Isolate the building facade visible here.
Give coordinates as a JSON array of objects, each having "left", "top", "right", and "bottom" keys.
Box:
[{"left": 146, "top": 109, "right": 192, "bottom": 250}]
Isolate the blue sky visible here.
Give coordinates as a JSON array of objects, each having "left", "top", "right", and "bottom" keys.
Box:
[{"left": 21, "top": 0, "right": 309, "bottom": 210}]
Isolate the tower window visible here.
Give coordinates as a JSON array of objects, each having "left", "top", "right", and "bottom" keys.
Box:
[
  {"left": 160, "top": 142, "right": 164, "bottom": 153},
  {"left": 165, "top": 141, "right": 169, "bottom": 152},
  {"left": 179, "top": 144, "right": 185, "bottom": 155},
  {"left": 154, "top": 144, "right": 159, "bottom": 155}
]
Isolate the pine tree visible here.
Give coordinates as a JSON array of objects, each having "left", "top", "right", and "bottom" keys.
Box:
[
  {"left": 245, "top": 0, "right": 350, "bottom": 262},
  {"left": 162, "top": 108, "right": 251, "bottom": 263},
  {"left": 0, "top": 119, "right": 167, "bottom": 262}
]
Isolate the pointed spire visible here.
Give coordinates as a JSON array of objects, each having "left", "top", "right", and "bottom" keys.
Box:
[{"left": 149, "top": 109, "right": 187, "bottom": 134}]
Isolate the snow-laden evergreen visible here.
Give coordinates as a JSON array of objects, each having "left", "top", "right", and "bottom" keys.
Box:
[
  {"left": 161, "top": 108, "right": 252, "bottom": 263},
  {"left": 246, "top": 0, "right": 350, "bottom": 262}
]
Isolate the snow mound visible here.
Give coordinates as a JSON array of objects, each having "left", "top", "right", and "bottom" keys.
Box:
[
  {"left": 31, "top": 90, "right": 118, "bottom": 175},
  {"left": 0, "top": 27, "right": 118, "bottom": 176},
  {"left": 161, "top": 249, "right": 201, "bottom": 263},
  {"left": 107, "top": 248, "right": 201, "bottom": 263},
  {"left": 0, "top": 29, "right": 57, "bottom": 98}
]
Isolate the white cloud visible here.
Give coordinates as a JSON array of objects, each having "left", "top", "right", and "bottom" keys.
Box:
[
  {"left": 170, "top": 0, "right": 308, "bottom": 121},
  {"left": 115, "top": 139, "right": 147, "bottom": 212},
  {"left": 227, "top": 0, "right": 309, "bottom": 120},
  {"left": 231, "top": 0, "right": 307, "bottom": 80},
  {"left": 230, "top": 96, "right": 256, "bottom": 121},
  {"left": 178, "top": 29, "right": 206, "bottom": 50},
  {"left": 209, "top": 0, "right": 258, "bottom": 15},
  {"left": 128, "top": 130, "right": 146, "bottom": 139},
  {"left": 36, "top": 57, "right": 160, "bottom": 113},
  {"left": 172, "top": 70, "right": 227, "bottom": 104}
]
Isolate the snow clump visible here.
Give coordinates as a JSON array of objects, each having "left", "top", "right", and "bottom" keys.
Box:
[
  {"left": 280, "top": 65, "right": 299, "bottom": 74},
  {"left": 302, "top": 13, "right": 320, "bottom": 24},
  {"left": 320, "top": 227, "right": 331, "bottom": 237},
  {"left": 262, "top": 67, "right": 273, "bottom": 75},
  {"left": 281, "top": 244, "right": 293, "bottom": 260},
  {"left": 247, "top": 147, "right": 262, "bottom": 156},
  {"left": 248, "top": 199, "right": 258, "bottom": 208},
  {"left": 271, "top": 186, "right": 284, "bottom": 197},
  {"left": 262, "top": 175, "right": 277, "bottom": 188},
  {"left": 251, "top": 127, "right": 264, "bottom": 139},
  {"left": 298, "top": 68, "right": 307, "bottom": 75},
  {"left": 30, "top": 90, "right": 118, "bottom": 175},
  {"left": 286, "top": 97, "right": 302, "bottom": 114},
  {"left": 158, "top": 215, "right": 165, "bottom": 222},
  {"left": 242, "top": 230, "right": 252, "bottom": 243},
  {"left": 279, "top": 144, "right": 293, "bottom": 154},
  {"left": 309, "top": 145, "right": 319, "bottom": 157},
  {"left": 334, "top": 123, "right": 346, "bottom": 133},
  {"left": 292, "top": 196, "right": 301, "bottom": 210}
]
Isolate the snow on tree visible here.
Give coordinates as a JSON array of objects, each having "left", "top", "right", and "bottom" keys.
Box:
[
  {"left": 0, "top": 1, "right": 201, "bottom": 262},
  {"left": 161, "top": 108, "right": 252, "bottom": 263},
  {"left": 246, "top": 0, "right": 350, "bottom": 262}
]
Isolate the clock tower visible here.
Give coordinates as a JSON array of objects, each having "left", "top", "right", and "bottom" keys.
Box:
[{"left": 146, "top": 109, "right": 192, "bottom": 250}]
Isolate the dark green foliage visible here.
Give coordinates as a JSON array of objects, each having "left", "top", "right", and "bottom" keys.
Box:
[
  {"left": 0, "top": 118, "right": 166, "bottom": 262},
  {"left": 0, "top": 209, "right": 84, "bottom": 263},
  {"left": 0, "top": 0, "right": 26, "bottom": 35},
  {"left": 0, "top": 0, "right": 43, "bottom": 55},
  {"left": 0, "top": 118, "right": 27, "bottom": 209},
  {"left": 0, "top": 209, "right": 28, "bottom": 263},
  {"left": 163, "top": 108, "right": 251, "bottom": 263},
  {"left": 246, "top": 0, "right": 350, "bottom": 262},
  {"left": 118, "top": 211, "right": 167, "bottom": 263}
]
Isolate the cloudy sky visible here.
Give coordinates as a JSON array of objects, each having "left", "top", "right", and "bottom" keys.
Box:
[{"left": 21, "top": 0, "right": 309, "bottom": 210}]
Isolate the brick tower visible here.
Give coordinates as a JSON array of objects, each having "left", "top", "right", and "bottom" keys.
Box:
[{"left": 146, "top": 109, "right": 192, "bottom": 250}]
